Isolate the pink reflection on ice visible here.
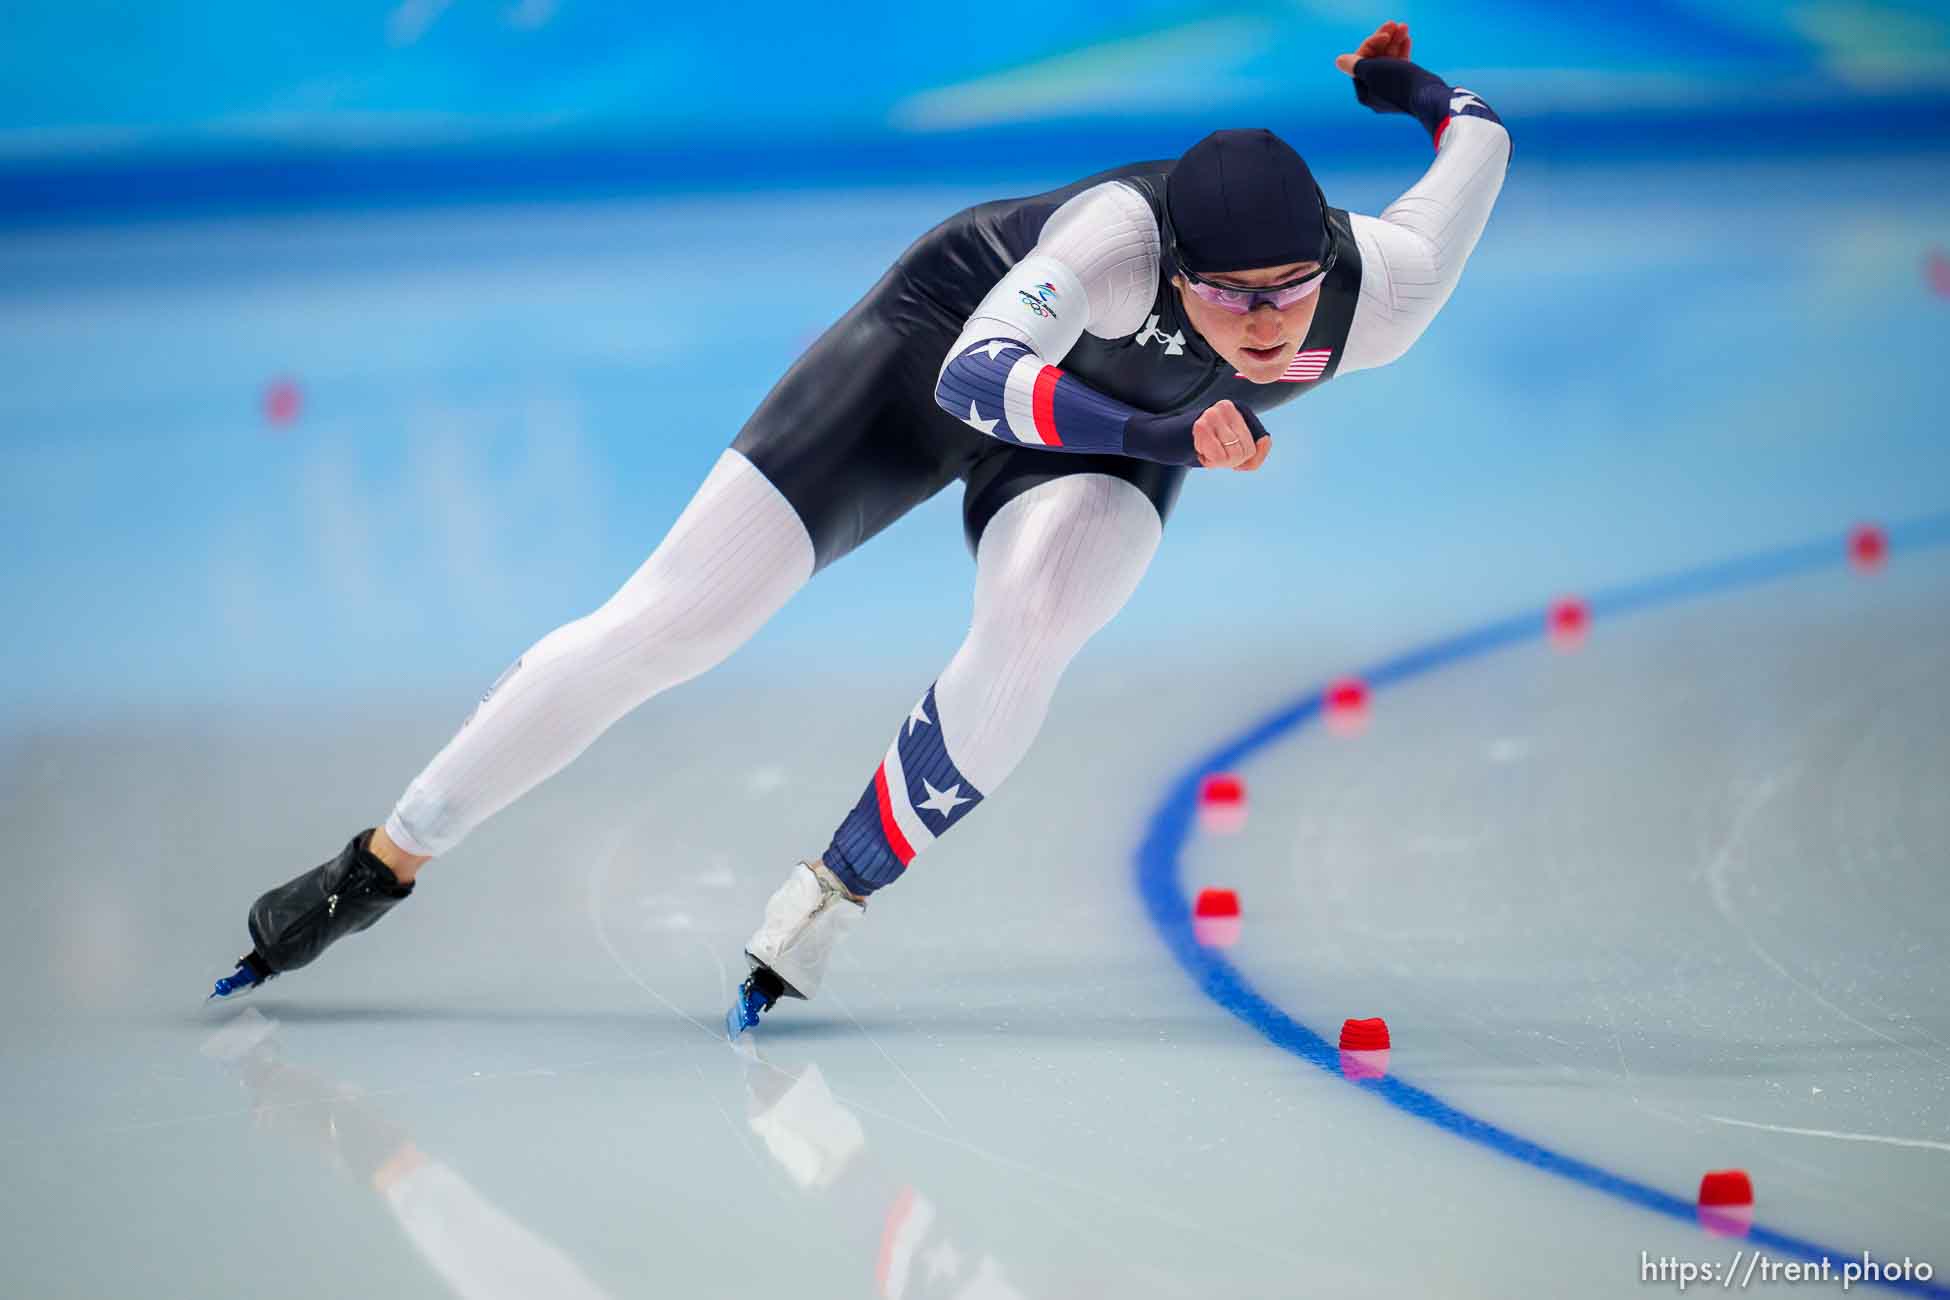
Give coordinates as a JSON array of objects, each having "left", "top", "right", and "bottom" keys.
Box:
[
  {"left": 1338, "top": 1048, "right": 1390, "bottom": 1082},
  {"left": 1192, "top": 915, "right": 1242, "bottom": 949}
]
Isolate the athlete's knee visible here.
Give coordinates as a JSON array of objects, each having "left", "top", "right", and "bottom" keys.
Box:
[
  {"left": 973, "top": 477, "right": 1160, "bottom": 654},
  {"left": 960, "top": 593, "right": 1114, "bottom": 696}
]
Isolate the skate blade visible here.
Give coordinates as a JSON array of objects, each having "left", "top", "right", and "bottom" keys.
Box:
[
  {"left": 726, "top": 994, "right": 766, "bottom": 1039},
  {"left": 207, "top": 962, "right": 267, "bottom": 1002}
]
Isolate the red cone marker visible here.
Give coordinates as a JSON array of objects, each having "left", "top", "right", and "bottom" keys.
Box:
[
  {"left": 1548, "top": 596, "right": 1589, "bottom": 649},
  {"left": 1192, "top": 888, "right": 1242, "bottom": 949},
  {"left": 1338, "top": 1017, "right": 1390, "bottom": 1050},
  {"left": 1338, "top": 1016, "right": 1391, "bottom": 1081},
  {"left": 1849, "top": 524, "right": 1887, "bottom": 572},
  {"left": 1325, "top": 678, "right": 1369, "bottom": 736},
  {"left": 1697, "top": 1169, "right": 1754, "bottom": 1238},
  {"left": 263, "top": 376, "right": 303, "bottom": 428},
  {"left": 1196, "top": 773, "right": 1247, "bottom": 834},
  {"left": 1928, "top": 247, "right": 1950, "bottom": 298},
  {"left": 1199, "top": 774, "right": 1243, "bottom": 804}
]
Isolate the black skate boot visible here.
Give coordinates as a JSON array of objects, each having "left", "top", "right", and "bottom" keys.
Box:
[{"left": 209, "top": 829, "right": 414, "bottom": 1000}]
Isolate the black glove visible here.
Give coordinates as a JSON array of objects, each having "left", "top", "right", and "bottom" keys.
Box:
[{"left": 1351, "top": 57, "right": 1502, "bottom": 142}]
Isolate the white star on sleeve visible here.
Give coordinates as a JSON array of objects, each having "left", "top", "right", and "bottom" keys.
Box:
[
  {"left": 917, "top": 779, "right": 969, "bottom": 818},
  {"left": 964, "top": 402, "right": 999, "bottom": 436},
  {"left": 906, "top": 698, "right": 932, "bottom": 735},
  {"left": 968, "top": 339, "right": 1018, "bottom": 361}
]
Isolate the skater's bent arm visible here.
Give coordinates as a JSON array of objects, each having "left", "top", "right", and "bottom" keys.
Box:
[
  {"left": 1338, "top": 58, "right": 1512, "bottom": 374},
  {"left": 934, "top": 183, "right": 1216, "bottom": 467},
  {"left": 947, "top": 181, "right": 1159, "bottom": 368}
]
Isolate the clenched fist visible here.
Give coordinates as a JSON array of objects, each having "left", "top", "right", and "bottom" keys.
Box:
[{"left": 1192, "top": 399, "right": 1273, "bottom": 471}]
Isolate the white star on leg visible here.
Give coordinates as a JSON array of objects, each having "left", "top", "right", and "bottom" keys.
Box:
[
  {"left": 906, "top": 698, "right": 932, "bottom": 735},
  {"left": 963, "top": 402, "right": 999, "bottom": 436},
  {"left": 968, "top": 339, "right": 1018, "bottom": 362},
  {"left": 917, "top": 779, "right": 969, "bottom": 819}
]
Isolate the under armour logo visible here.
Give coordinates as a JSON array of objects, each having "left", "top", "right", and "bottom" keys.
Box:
[
  {"left": 1135, "top": 314, "right": 1185, "bottom": 357},
  {"left": 1450, "top": 88, "right": 1485, "bottom": 114}
]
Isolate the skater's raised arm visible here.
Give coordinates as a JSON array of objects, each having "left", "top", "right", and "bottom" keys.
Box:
[
  {"left": 1332, "top": 34, "right": 1513, "bottom": 374},
  {"left": 933, "top": 183, "right": 1265, "bottom": 470}
]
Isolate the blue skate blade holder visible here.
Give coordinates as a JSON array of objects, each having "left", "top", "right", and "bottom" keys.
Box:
[
  {"left": 726, "top": 980, "right": 768, "bottom": 1038},
  {"left": 208, "top": 954, "right": 273, "bottom": 1001},
  {"left": 725, "top": 967, "right": 787, "bottom": 1038}
]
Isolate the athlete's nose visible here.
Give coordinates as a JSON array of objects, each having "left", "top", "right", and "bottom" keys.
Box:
[{"left": 1243, "top": 304, "right": 1283, "bottom": 342}]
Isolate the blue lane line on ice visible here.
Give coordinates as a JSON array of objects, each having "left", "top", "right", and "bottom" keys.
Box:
[{"left": 1136, "top": 512, "right": 1950, "bottom": 1296}]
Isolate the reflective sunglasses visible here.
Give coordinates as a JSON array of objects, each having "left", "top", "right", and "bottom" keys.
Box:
[{"left": 1178, "top": 259, "right": 1332, "bottom": 314}]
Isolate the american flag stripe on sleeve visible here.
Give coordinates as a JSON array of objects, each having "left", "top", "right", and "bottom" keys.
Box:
[
  {"left": 1001, "top": 353, "right": 1063, "bottom": 446},
  {"left": 935, "top": 337, "right": 1137, "bottom": 454}
]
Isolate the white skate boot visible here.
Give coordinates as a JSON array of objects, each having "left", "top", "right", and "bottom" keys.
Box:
[{"left": 726, "top": 860, "right": 865, "bottom": 1037}]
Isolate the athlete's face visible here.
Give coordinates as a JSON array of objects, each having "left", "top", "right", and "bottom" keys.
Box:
[{"left": 1173, "top": 261, "right": 1323, "bottom": 384}]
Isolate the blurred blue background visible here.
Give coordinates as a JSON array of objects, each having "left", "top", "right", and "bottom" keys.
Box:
[
  {"left": 2, "top": 1, "right": 1947, "bottom": 733},
  {"left": 7, "top": 0, "right": 1950, "bottom": 216}
]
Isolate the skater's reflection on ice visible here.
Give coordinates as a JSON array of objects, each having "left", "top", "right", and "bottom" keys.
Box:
[
  {"left": 199, "top": 1009, "right": 614, "bottom": 1300},
  {"left": 740, "top": 1047, "right": 868, "bottom": 1191},
  {"left": 732, "top": 1039, "right": 1033, "bottom": 1299}
]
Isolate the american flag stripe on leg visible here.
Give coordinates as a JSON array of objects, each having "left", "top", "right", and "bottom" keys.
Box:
[
  {"left": 873, "top": 738, "right": 929, "bottom": 865},
  {"left": 870, "top": 763, "right": 917, "bottom": 867},
  {"left": 824, "top": 684, "right": 987, "bottom": 894}
]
